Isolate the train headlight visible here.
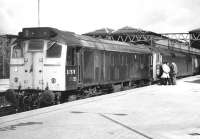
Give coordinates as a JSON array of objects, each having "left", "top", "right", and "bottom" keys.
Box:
[
  {"left": 14, "top": 67, "right": 18, "bottom": 72},
  {"left": 51, "top": 78, "right": 56, "bottom": 84}
]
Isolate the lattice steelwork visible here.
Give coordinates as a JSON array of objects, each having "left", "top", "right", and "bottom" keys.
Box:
[
  {"left": 84, "top": 31, "right": 200, "bottom": 55},
  {"left": 86, "top": 32, "right": 200, "bottom": 42}
]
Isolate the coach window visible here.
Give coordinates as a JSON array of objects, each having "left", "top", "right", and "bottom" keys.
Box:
[
  {"left": 12, "top": 42, "right": 24, "bottom": 58},
  {"left": 111, "top": 54, "right": 115, "bottom": 66},
  {"left": 47, "top": 42, "right": 62, "bottom": 58},
  {"left": 125, "top": 55, "right": 128, "bottom": 65},
  {"left": 156, "top": 53, "right": 160, "bottom": 63},
  {"left": 120, "top": 55, "right": 123, "bottom": 65}
]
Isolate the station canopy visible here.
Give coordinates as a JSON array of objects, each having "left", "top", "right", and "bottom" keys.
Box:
[
  {"left": 112, "top": 26, "right": 161, "bottom": 44},
  {"left": 83, "top": 26, "right": 200, "bottom": 54},
  {"left": 189, "top": 28, "right": 200, "bottom": 49},
  {"left": 83, "top": 26, "right": 164, "bottom": 44}
]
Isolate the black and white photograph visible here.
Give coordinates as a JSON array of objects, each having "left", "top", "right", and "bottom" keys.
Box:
[{"left": 1, "top": 0, "right": 200, "bottom": 138}]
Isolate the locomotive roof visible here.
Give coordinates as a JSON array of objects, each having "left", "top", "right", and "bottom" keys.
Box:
[
  {"left": 22, "top": 27, "right": 151, "bottom": 54},
  {"left": 75, "top": 34, "right": 151, "bottom": 53}
]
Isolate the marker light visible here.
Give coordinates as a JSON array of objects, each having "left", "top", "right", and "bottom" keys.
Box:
[{"left": 51, "top": 78, "right": 56, "bottom": 84}]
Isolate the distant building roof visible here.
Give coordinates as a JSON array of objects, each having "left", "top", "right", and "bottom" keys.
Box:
[
  {"left": 112, "top": 26, "right": 147, "bottom": 34},
  {"left": 83, "top": 26, "right": 176, "bottom": 45},
  {"left": 84, "top": 26, "right": 161, "bottom": 37},
  {"left": 83, "top": 28, "right": 114, "bottom": 35},
  {"left": 113, "top": 26, "right": 163, "bottom": 37}
]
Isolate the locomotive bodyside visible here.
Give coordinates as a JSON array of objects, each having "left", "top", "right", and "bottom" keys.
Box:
[
  {"left": 80, "top": 47, "right": 151, "bottom": 87},
  {"left": 65, "top": 34, "right": 152, "bottom": 92}
]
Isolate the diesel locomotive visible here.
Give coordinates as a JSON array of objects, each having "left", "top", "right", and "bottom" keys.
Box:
[{"left": 7, "top": 27, "right": 200, "bottom": 109}]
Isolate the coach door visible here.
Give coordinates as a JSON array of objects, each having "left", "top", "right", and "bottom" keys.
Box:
[
  {"left": 66, "top": 46, "right": 80, "bottom": 90},
  {"left": 25, "top": 40, "right": 44, "bottom": 90}
]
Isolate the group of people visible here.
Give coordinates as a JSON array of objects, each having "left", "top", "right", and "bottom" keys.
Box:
[{"left": 160, "top": 61, "right": 178, "bottom": 85}]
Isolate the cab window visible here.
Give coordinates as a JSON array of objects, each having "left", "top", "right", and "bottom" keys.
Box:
[
  {"left": 12, "top": 42, "right": 24, "bottom": 58},
  {"left": 47, "top": 43, "right": 62, "bottom": 58},
  {"left": 28, "top": 40, "right": 44, "bottom": 51}
]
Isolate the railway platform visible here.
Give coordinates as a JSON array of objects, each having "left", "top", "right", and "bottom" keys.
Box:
[{"left": 1, "top": 76, "right": 200, "bottom": 139}]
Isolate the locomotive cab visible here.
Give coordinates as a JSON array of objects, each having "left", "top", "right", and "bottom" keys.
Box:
[{"left": 10, "top": 28, "right": 67, "bottom": 92}]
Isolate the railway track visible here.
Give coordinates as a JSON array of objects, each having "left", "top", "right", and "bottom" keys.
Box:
[{"left": 0, "top": 106, "right": 17, "bottom": 117}]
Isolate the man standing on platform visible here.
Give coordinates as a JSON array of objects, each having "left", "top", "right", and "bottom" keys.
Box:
[{"left": 170, "top": 62, "right": 178, "bottom": 85}]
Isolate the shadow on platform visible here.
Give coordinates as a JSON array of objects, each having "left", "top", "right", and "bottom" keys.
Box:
[
  {"left": 0, "top": 122, "right": 43, "bottom": 131},
  {"left": 184, "top": 79, "right": 200, "bottom": 84}
]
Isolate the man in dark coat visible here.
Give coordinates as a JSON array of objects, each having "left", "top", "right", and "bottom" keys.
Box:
[{"left": 169, "top": 62, "right": 178, "bottom": 85}]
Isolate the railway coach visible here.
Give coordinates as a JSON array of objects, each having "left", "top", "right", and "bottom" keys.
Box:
[
  {"left": 9, "top": 27, "right": 152, "bottom": 103},
  {"left": 153, "top": 39, "right": 200, "bottom": 80},
  {"left": 84, "top": 27, "right": 200, "bottom": 82}
]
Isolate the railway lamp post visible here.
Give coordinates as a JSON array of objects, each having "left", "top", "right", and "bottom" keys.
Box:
[{"left": 38, "top": 0, "right": 40, "bottom": 27}]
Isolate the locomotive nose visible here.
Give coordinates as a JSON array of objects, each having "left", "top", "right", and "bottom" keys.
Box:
[
  {"left": 24, "top": 40, "right": 44, "bottom": 90},
  {"left": 10, "top": 39, "right": 45, "bottom": 90}
]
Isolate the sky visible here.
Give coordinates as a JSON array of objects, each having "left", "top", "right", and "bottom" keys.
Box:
[{"left": 0, "top": 0, "right": 200, "bottom": 35}]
